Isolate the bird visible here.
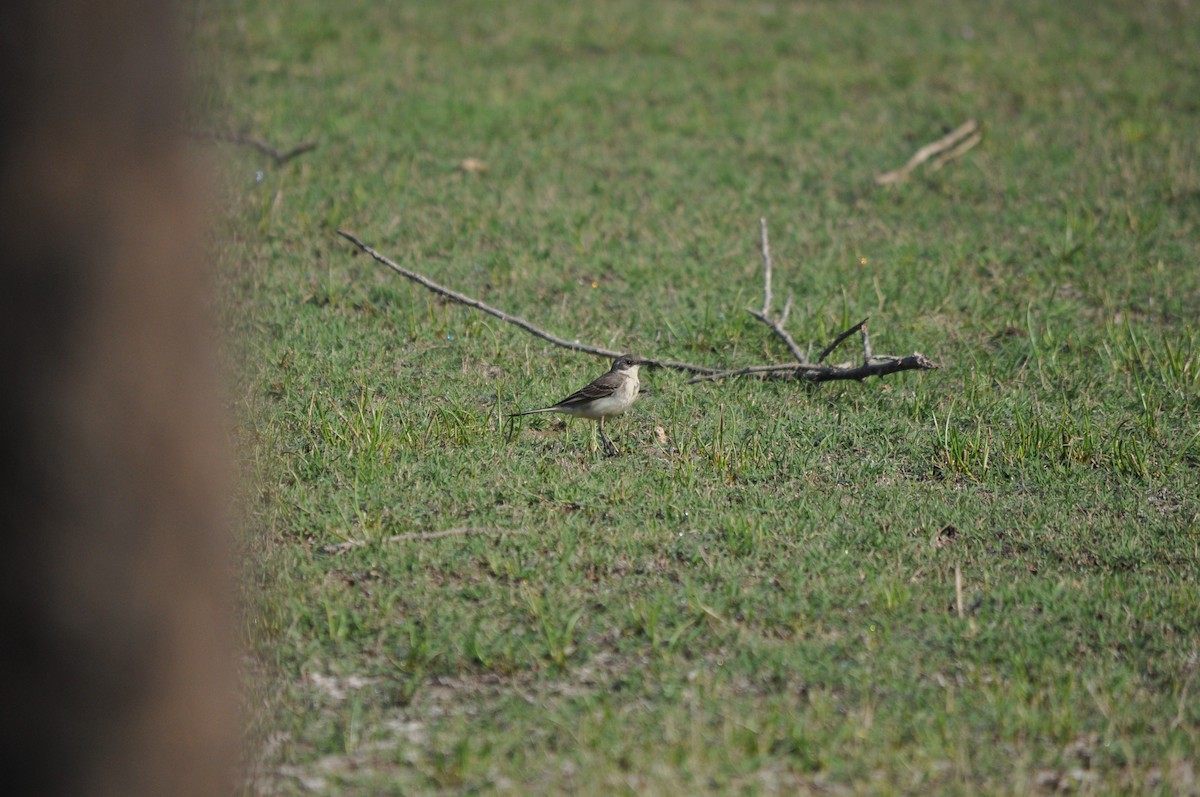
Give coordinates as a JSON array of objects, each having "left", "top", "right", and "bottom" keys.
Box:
[{"left": 509, "top": 355, "right": 646, "bottom": 456}]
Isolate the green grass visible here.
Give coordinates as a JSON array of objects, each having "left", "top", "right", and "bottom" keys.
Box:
[{"left": 195, "top": 1, "right": 1200, "bottom": 793}]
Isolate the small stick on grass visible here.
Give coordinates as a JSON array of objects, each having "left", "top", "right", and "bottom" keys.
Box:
[
  {"left": 875, "top": 120, "right": 979, "bottom": 185},
  {"left": 817, "top": 317, "right": 869, "bottom": 364},
  {"left": 189, "top": 129, "right": 317, "bottom": 165},
  {"left": 930, "top": 131, "right": 982, "bottom": 172},
  {"left": 955, "top": 565, "right": 965, "bottom": 619}
]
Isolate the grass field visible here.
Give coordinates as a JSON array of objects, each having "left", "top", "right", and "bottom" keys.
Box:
[{"left": 193, "top": 1, "right": 1199, "bottom": 793}]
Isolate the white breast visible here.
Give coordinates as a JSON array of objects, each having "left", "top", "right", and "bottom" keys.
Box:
[{"left": 576, "top": 368, "right": 639, "bottom": 419}]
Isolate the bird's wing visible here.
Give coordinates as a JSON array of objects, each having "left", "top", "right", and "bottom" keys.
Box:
[{"left": 552, "top": 372, "right": 621, "bottom": 409}]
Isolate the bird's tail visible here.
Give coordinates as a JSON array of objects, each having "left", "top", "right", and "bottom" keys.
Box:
[{"left": 507, "top": 406, "right": 558, "bottom": 418}]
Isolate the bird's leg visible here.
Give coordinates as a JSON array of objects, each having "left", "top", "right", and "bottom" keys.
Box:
[{"left": 598, "top": 417, "right": 618, "bottom": 457}]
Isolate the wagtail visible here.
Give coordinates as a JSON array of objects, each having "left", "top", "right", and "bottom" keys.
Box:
[{"left": 510, "top": 355, "right": 646, "bottom": 456}]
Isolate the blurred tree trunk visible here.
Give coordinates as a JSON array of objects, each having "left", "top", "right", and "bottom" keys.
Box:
[{"left": 0, "top": 2, "right": 234, "bottom": 794}]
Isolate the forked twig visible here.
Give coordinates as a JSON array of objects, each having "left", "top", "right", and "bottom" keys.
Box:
[
  {"left": 746, "top": 218, "right": 807, "bottom": 362},
  {"left": 189, "top": 129, "right": 317, "bottom": 166},
  {"left": 930, "top": 131, "right": 982, "bottom": 172},
  {"left": 336, "top": 225, "right": 937, "bottom": 384},
  {"left": 875, "top": 120, "right": 979, "bottom": 185}
]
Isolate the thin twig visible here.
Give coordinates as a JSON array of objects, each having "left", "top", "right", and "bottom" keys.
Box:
[
  {"left": 861, "top": 320, "right": 873, "bottom": 363},
  {"left": 337, "top": 228, "right": 717, "bottom": 375},
  {"left": 823, "top": 353, "right": 938, "bottom": 382},
  {"left": 747, "top": 308, "right": 808, "bottom": 363},
  {"left": 746, "top": 218, "right": 807, "bottom": 362},
  {"left": 321, "top": 526, "right": 523, "bottom": 554},
  {"left": 759, "top": 217, "right": 773, "bottom": 315},
  {"left": 688, "top": 363, "right": 807, "bottom": 382},
  {"left": 955, "top": 565, "right": 965, "bottom": 619},
  {"left": 189, "top": 129, "right": 318, "bottom": 165},
  {"left": 929, "top": 130, "right": 982, "bottom": 172},
  {"left": 875, "top": 120, "right": 978, "bottom": 185},
  {"left": 817, "top": 317, "right": 869, "bottom": 364}
]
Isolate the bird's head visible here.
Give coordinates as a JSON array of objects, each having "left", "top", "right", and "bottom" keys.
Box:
[{"left": 612, "top": 354, "right": 646, "bottom": 375}]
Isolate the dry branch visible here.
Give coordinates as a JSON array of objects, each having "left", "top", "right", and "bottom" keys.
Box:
[
  {"left": 929, "top": 130, "right": 982, "bottom": 172},
  {"left": 816, "top": 317, "right": 868, "bottom": 364},
  {"left": 336, "top": 225, "right": 937, "bottom": 384},
  {"left": 189, "top": 129, "right": 317, "bottom": 165},
  {"left": 746, "top": 218, "right": 807, "bottom": 362},
  {"left": 686, "top": 352, "right": 937, "bottom": 384},
  {"left": 875, "top": 120, "right": 978, "bottom": 185},
  {"left": 337, "top": 229, "right": 718, "bottom": 374}
]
